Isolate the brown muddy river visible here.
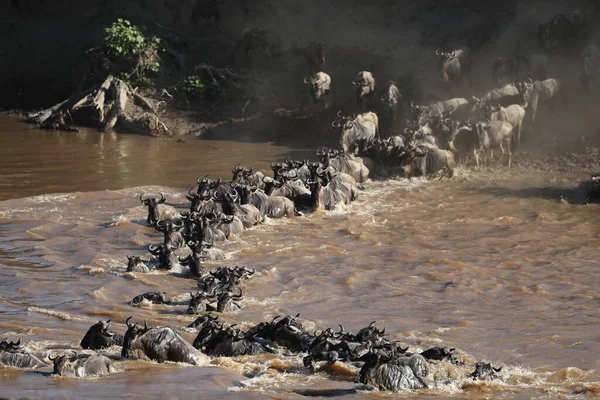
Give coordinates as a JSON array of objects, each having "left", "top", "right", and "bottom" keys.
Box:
[{"left": 1, "top": 114, "right": 599, "bottom": 399}]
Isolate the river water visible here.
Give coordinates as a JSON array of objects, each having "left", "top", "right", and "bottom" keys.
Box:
[{"left": 1, "top": 114, "right": 599, "bottom": 399}]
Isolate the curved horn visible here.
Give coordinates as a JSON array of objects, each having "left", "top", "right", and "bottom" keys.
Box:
[
  {"left": 49, "top": 354, "right": 58, "bottom": 361},
  {"left": 436, "top": 48, "right": 442, "bottom": 56},
  {"left": 126, "top": 316, "right": 133, "bottom": 328},
  {"left": 526, "top": 77, "right": 533, "bottom": 84},
  {"left": 144, "top": 320, "right": 148, "bottom": 330},
  {"left": 336, "top": 110, "right": 342, "bottom": 118},
  {"left": 304, "top": 76, "right": 310, "bottom": 84},
  {"left": 233, "top": 287, "right": 243, "bottom": 299}
]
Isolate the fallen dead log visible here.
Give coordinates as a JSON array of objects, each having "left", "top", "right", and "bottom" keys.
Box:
[{"left": 26, "top": 75, "right": 169, "bottom": 136}]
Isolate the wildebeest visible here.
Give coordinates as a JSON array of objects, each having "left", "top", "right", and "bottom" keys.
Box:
[
  {"left": 307, "top": 171, "right": 346, "bottom": 211},
  {"left": 334, "top": 111, "right": 379, "bottom": 155},
  {"left": 50, "top": 353, "right": 115, "bottom": 377},
  {"left": 231, "top": 165, "right": 265, "bottom": 189},
  {"left": 221, "top": 191, "right": 261, "bottom": 229},
  {"left": 80, "top": 319, "right": 124, "bottom": 350},
  {"left": 244, "top": 186, "right": 297, "bottom": 218},
  {"left": 379, "top": 81, "right": 402, "bottom": 120},
  {"left": 187, "top": 290, "right": 218, "bottom": 314},
  {"left": 420, "top": 346, "right": 462, "bottom": 365},
  {"left": 0, "top": 338, "right": 48, "bottom": 369},
  {"left": 202, "top": 325, "right": 276, "bottom": 357},
  {"left": 208, "top": 288, "right": 243, "bottom": 313},
  {"left": 317, "top": 148, "right": 370, "bottom": 184},
  {"left": 130, "top": 291, "right": 168, "bottom": 307},
  {"left": 492, "top": 56, "right": 530, "bottom": 85},
  {"left": 581, "top": 44, "right": 600, "bottom": 93},
  {"left": 401, "top": 143, "right": 455, "bottom": 178},
  {"left": 516, "top": 78, "right": 563, "bottom": 124},
  {"left": 585, "top": 174, "right": 600, "bottom": 203},
  {"left": 121, "top": 317, "right": 210, "bottom": 365},
  {"left": 304, "top": 41, "right": 326, "bottom": 74},
  {"left": 471, "top": 362, "right": 502, "bottom": 381},
  {"left": 126, "top": 255, "right": 150, "bottom": 273},
  {"left": 448, "top": 120, "right": 479, "bottom": 165},
  {"left": 155, "top": 220, "right": 186, "bottom": 249},
  {"left": 436, "top": 47, "right": 472, "bottom": 94},
  {"left": 359, "top": 353, "right": 429, "bottom": 391},
  {"left": 148, "top": 243, "right": 181, "bottom": 270},
  {"left": 304, "top": 72, "right": 331, "bottom": 105},
  {"left": 485, "top": 103, "right": 526, "bottom": 146},
  {"left": 473, "top": 120, "right": 515, "bottom": 167},
  {"left": 140, "top": 193, "right": 179, "bottom": 227},
  {"left": 471, "top": 83, "right": 522, "bottom": 111},
  {"left": 352, "top": 71, "right": 376, "bottom": 107},
  {"left": 178, "top": 246, "right": 208, "bottom": 277}
]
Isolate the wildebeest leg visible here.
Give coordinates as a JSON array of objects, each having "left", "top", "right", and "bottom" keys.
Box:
[
  {"left": 473, "top": 149, "right": 479, "bottom": 168},
  {"left": 505, "top": 139, "right": 512, "bottom": 168}
]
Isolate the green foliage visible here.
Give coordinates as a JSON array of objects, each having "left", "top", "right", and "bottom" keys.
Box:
[
  {"left": 104, "top": 19, "right": 156, "bottom": 58},
  {"left": 183, "top": 75, "right": 206, "bottom": 97},
  {"left": 117, "top": 72, "right": 132, "bottom": 86},
  {"left": 104, "top": 19, "right": 162, "bottom": 84}
]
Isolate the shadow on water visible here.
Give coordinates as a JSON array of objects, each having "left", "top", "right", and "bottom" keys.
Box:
[
  {"left": 475, "top": 181, "right": 590, "bottom": 204},
  {"left": 292, "top": 388, "right": 363, "bottom": 397}
]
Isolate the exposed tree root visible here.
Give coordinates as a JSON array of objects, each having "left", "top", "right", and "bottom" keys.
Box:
[{"left": 26, "top": 75, "right": 170, "bottom": 136}]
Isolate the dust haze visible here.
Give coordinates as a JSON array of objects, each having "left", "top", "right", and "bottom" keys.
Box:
[{"left": 217, "top": 0, "right": 600, "bottom": 160}]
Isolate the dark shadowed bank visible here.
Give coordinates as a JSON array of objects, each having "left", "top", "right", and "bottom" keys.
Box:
[{"left": 1, "top": 0, "right": 600, "bottom": 158}]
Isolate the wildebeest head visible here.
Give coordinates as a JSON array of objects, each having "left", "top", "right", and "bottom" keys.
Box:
[
  {"left": 270, "top": 161, "right": 286, "bottom": 181},
  {"left": 180, "top": 244, "right": 209, "bottom": 277},
  {"left": 140, "top": 193, "right": 166, "bottom": 226},
  {"left": 358, "top": 350, "right": 391, "bottom": 384},
  {"left": 516, "top": 78, "right": 535, "bottom": 105},
  {"left": 130, "top": 291, "right": 167, "bottom": 307},
  {"left": 474, "top": 120, "right": 492, "bottom": 148},
  {"left": 304, "top": 72, "right": 331, "bottom": 104},
  {"left": 49, "top": 352, "right": 76, "bottom": 376},
  {"left": 187, "top": 314, "right": 219, "bottom": 330},
  {"left": 436, "top": 48, "right": 464, "bottom": 82},
  {"left": 148, "top": 243, "right": 177, "bottom": 270},
  {"left": 484, "top": 103, "right": 502, "bottom": 120},
  {"left": 410, "top": 101, "right": 431, "bottom": 126},
  {"left": 380, "top": 81, "right": 402, "bottom": 117},
  {"left": 262, "top": 176, "right": 284, "bottom": 195},
  {"left": 187, "top": 290, "right": 218, "bottom": 314},
  {"left": 0, "top": 337, "right": 23, "bottom": 352},
  {"left": 80, "top": 319, "right": 122, "bottom": 349},
  {"left": 315, "top": 146, "right": 337, "bottom": 167},
  {"left": 471, "top": 361, "right": 502, "bottom": 380},
  {"left": 355, "top": 321, "right": 386, "bottom": 344},
  {"left": 121, "top": 317, "right": 150, "bottom": 358},
  {"left": 126, "top": 255, "right": 150, "bottom": 272},
  {"left": 215, "top": 287, "right": 243, "bottom": 312},
  {"left": 352, "top": 71, "right": 376, "bottom": 104},
  {"left": 193, "top": 317, "right": 223, "bottom": 350}
]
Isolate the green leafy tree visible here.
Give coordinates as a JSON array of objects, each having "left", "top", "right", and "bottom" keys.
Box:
[{"left": 103, "top": 19, "right": 162, "bottom": 84}]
